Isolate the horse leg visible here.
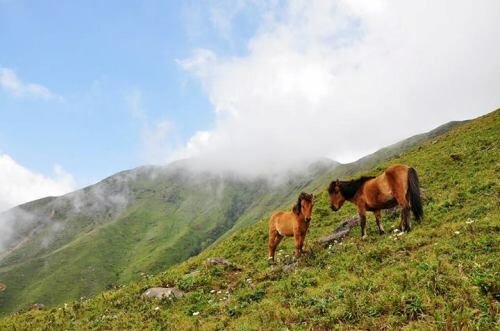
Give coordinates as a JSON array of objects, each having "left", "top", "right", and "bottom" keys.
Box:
[
  {"left": 374, "top": 210, "right": 385, "bottom": 234},
  {"left": 358, "top": 207, "right": 368, "bottom": 239},
  {"left": 386, "top": 172, "right": 411, "bottom": 232},
  {"left": 268, "top": 229, "right": 278, "bottom": 262},
  {"left": 273, "top": 234, "right": 284, "bottom": 257},
  {"left": 294, "top": 234, "right": 305, "bottom": 258},
  {"left": 393, "top": 191, "right": 410, "bottom": 232},
  {"left": 402, "top": 208, "right": 411, "bottom": 232}
]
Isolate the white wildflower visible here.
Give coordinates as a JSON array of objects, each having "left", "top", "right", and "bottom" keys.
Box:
[{"left": 192, "top": 311, "right": 200, "bottom": 316}]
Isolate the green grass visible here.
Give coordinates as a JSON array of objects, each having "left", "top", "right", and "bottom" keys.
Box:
[
  {"left": 0, "top": 108, "right": 464, "bottom": 316},
  {"left": 1, "top": 110, "right": 498, "bottom": 330}
]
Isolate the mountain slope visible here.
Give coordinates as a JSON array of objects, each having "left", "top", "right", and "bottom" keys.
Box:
[
  {"left": 0, "top": 158, "right": 342, "bottom": 314},
  {"left": 0, "top": 117, "right": 469, "bottom": 316},
  {"left": 1, "top": 109, "right": 497, "bottom": 329}
]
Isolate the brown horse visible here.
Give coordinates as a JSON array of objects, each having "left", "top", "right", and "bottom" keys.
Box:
[
  {"left": 328, "top": 164, "right": 423, "bottom": 238},
  {"left": 268, "top": 192, "right": 314, "bottom": 263}
]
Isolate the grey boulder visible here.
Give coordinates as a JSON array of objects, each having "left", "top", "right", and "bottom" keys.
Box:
[{"left": 141, "top": 287, "right": 184, "bottom": 300}]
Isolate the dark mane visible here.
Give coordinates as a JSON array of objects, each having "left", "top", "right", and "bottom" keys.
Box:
[
  {"left": 293, "top": 192, "right": 313, "bottom": 215},
  {"left": 327, "top": 181, "right": 336, "bottom": 194},
  {"left": 339, "top": 176, "right": 375, "bottom": 199}
]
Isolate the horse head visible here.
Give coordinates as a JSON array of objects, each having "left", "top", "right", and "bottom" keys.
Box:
[
  {"left": 328, "top": 179, "right": 346, "bottom": 211},
  {"left": 293, "top": 192, "right": 314, "bottom": 222}
]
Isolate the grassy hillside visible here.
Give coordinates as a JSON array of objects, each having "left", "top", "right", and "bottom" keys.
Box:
[
  {"left": 0, "top": 166, "right": 314, "bottom": 314},
  {"left": 1, "top": 109, "right": 497, "bottom": 330},
  {"left": 0, "top": 117, "right": 461, "bottom": 316}
]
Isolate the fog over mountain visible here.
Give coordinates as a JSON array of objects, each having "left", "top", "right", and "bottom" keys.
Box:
[{"left": 169, "top": 1, "right": 500, "bottom": 174}]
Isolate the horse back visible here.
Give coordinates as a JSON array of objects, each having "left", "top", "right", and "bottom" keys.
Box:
[
  {"left": 384, "top": 164, "right": 409, "bottom": 192},
  {"left": 362, "top": 164, "right": 410, "bottom": 208}
]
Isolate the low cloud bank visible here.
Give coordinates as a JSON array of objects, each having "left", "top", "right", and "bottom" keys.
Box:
[{"left": 171, "top": 0, "right": 500, "bottom": 176}]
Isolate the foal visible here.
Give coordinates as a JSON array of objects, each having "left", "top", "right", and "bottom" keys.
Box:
[{"left": 268, "top": 192, "right": 314, "bottom": 263}]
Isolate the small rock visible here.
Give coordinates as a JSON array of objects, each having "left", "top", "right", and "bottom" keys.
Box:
[
  {"left": 192, "top": 311, "right": 200, "bottom": 316},
  {"left": 205, "top": 257, "right": 241, "bottom": 270},
  {"left": 205, "top": 257, "right": 232, "bottom": 266},
  {"left": 393, "top": 229, "right": 400, "bottom": 233},
  {"left": 154, "top": 306, "right": 160, "bottom": 311},
  {"left": 141, "top": 287, "right": 184, "bottom": 300},
  {"left": 30, "top": 303, "right": 45, "bottom": 310},
  {"left": 210, "top": 289, "right": 216, "bottom": 294}
]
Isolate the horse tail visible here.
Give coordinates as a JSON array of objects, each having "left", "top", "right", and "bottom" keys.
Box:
[{"left": 407, "top": 167, "right": 423, "bottom": 221}]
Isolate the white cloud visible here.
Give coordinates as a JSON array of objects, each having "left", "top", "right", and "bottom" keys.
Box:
[
  {"left": 0, "top": 154, "right": 75, "bottom": 212},
  {"left": 0, "top": 67, "right": 63, "bottom": 101},
  {"left": 176, "top": 0, "right": 500, "bottom": 175}
]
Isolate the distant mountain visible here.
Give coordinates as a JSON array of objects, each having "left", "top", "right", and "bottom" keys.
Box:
[{"left": 0, "top": 118, "right": 466, "bottom": 315}]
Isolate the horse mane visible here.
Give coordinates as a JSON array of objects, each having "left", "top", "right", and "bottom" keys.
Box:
[
  {"left": 293, "top": 192, "right": 313, "bottom": 215},
  {"left": 339, "top": 176, "right": 375, "bottom": 199}
]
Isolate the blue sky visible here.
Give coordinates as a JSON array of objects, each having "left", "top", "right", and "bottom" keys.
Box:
[
  {"left": 0, "top": 0, "right": 261, "bottom": 184},
  {"left": 1, "top": 1, "right": 499, "bottom": 210}
]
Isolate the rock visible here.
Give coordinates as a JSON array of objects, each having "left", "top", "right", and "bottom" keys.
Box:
[
  {"left": 318, "top": 216, "right": 360, "bottom": 246},
  {"left": 205, "top": 257, "right": 242, "bottom": 270},
  {"left": 205, "top": 257, "right": 232, "bottom": 266},
  {"left": 141, "top": 287, "right": 184, "bottom": 300},
  {"left": 30, "top": 303, "right": 45, "bottom": 310}
]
